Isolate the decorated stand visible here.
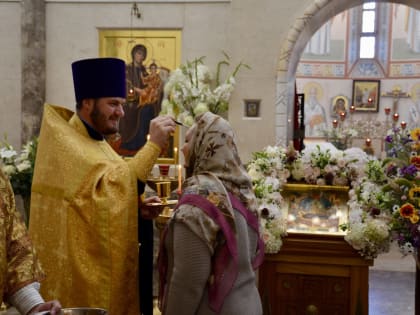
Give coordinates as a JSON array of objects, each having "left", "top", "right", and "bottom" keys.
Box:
[
  {"left": 258, "top": 184, "right": 372, "bottom": 315},
  {"left": 247, "top": 138, "right": 420, "bottom": 315}
]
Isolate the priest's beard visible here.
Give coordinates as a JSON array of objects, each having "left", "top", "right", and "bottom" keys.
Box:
[{"left": 91, "top": 101, "right": 119, "bottom": 135}]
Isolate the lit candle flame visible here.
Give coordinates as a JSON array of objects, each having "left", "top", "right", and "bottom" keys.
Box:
[
  {"left": 177, "top": 164, "right": 182, "bottom": 193},
  {"left": 173, "top": 147, "right": 178, "bottom": 163}
]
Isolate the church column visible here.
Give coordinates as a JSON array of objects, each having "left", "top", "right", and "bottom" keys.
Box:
[{"left": 21, "top": 0, "right": 45, "bottom": 143}]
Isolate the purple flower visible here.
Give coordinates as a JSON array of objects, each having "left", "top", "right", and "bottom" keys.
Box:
[
  {"left": 369, "top": 207, "right": 381, "bottom": 217},
  {"left": 388, "top": 148, "right": 398, "bottom": 157},
  {"left": 402, "top": 137, "right": 413, "bottom": 145},
  {"left": 385, "top": 163, "right": 398, "bottom": 177},
  {"left": 400, "top": 164, "right": 418, "bottom": 177},
  {"left": 385, "top": 135, "right": 393, "bottom": 143}
]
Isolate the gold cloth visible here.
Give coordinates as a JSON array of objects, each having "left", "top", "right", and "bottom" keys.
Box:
[
  {"left": 28, "top": 104, "right": 161, "bottom": 315},
  {"left": 0, "top": 169, "right": 44, "bottom": 303}
]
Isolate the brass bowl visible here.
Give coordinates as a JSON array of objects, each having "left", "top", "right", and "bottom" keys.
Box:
[
  {"left": 61, "top": 308, "right": 108, "bottom": 315},
  {"left": 154, "top": 200, "right": 177, "bottom": 230},
  {"left": 145, "top": 199, "right": 177, "bottom": 207}
]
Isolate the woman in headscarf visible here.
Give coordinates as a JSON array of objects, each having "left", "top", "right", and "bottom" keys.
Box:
[{"left": 158, "top": 112, "right": 264, "bottom": 315}]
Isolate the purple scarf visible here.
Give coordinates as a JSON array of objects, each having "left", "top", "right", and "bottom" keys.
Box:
[{"left": 158, "top": 193, "right": 264, "bottom": 313}]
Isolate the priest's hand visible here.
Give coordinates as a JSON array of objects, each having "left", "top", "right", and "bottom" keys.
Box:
[
  {"left": 140, "top": 195, "right": 165, "bottom": 220},
  {"left": 28, "top": 300, "right": 61, "bottom": 315},
  {"left": 148, "top": 116, "right": 176, "bottom": 150}
]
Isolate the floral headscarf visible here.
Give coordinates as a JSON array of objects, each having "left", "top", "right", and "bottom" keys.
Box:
[
  {"left": 159, "top": 112, "right": 264, "bottom": 313},
  {"left": 159, "top": 112, "right": 262, "bottom": 313},
  {"left": 183, "top": 111, "right": 258, "bottom": 215}
]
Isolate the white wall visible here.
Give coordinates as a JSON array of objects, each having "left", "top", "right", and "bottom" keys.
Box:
[
  {"left": 2, "top": 0, "right": 420, "bottom": 163},
  {"left": 0, "top": 1, "right": 21, "bottom": 147},
  {"left": 1, "top": 0, "right": 298, "bottom": 162}
]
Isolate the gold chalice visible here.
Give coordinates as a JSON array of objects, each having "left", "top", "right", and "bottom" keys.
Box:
[
  {"left": 156, "top": 181, "right": 171, "bottom": 204},
  {"left": 146, "top": 176, "right": 179, "bottom": 195},
  {"left": 146, "top": 177, "right": 179, "bottom": 229}
]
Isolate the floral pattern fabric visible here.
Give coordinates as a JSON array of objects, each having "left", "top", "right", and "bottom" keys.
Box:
[
  {"left": 159, "top": 112, "right": 263, "bottom": 314},
  {"left": 0, "top": 168, "right": 44, "bottom": 303}
]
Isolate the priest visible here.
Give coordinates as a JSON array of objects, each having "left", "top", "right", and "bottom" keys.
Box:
[{"left": 28, "top": 57, "right": 175, "bottom": 315}]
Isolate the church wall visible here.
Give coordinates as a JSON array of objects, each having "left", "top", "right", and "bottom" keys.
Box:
[
  {"left": 227, "top": 0, "right": 307, "bottom": 159},
  {"left": 42, "top": 0, "right": 307, "bottom": 162},
  {"left": 295, "top": 3, "right": 420, "bottom": 158},
  {"left": 4, "top": 0, "right": 419, "bottom": 163},
  {"left": 0, "top": 1, "right": 21, "bottom": 147}
]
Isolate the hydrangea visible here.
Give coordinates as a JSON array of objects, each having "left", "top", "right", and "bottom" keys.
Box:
[{"left": 344, "top": 217, "right": 391, "bottom": 259}]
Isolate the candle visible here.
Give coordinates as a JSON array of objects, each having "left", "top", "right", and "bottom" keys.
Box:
[
  {"left": 401, "top": 121, "right": 407, "bottom": 129},
  {"left": 393, "top": 113, "right": 399, "bottom": 122},
  {"left": 177, "top": 164, "right": 182, "bottom": 192},
  {"left": 332, "top": 119, "right": 338, "bottom": 128},
  {"left": 147, "top": 134, "right": 150, "bottom": 142},
  {"left": 349, "top": 105, "right": 355, "bottom": 113},
  {"left": 365, "top": 138, "right": 372, "bottom": 147},
  {"left": 173, "top": 147, "right": 178, "bottom": 163},
  {"left": 384, "top": 107, "right": 391, "bottom": 115},
  {"left": 339, "top": 111, "right": 346, "bottom": 121}
]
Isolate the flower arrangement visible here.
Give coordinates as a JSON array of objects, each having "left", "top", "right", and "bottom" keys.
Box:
[
  {"left": 322, "top": 125, "right": 358, "bottom": 150},
  {"left": 247, "top": 143, "right": 369, "bottom": 253},
  {"left": 342, "top": 159, "right": 392, "bottom": 259},
  {"left": 0, "top": 137, "right": 38, "bottom": 198},
  {"left": 160, "top": 53, "right": 249, "bottom": 126},
  {"left": 342, "top": 125, "right": 420, "bottom": 259},
  {"left": 246, "top": 145, "right": 291, "bottom": 253}
]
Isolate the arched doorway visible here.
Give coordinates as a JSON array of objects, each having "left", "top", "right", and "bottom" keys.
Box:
[
  {"left": 275, "top": 2, "right": 420, "bottom": 313},
  {"left": 276, "top": 0, "right": 420, "bottom": 145}
]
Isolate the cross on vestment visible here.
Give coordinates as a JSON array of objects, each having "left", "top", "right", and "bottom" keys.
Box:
[{"left": 381, "top": 86, "right": 410, "bottom": 114}]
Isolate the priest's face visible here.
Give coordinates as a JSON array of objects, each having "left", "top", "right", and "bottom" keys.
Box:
[{"left": 90, "top": 97, "right": 125, "bottom": 135}]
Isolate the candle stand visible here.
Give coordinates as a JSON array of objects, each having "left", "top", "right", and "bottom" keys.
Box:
[{"left": 146, "top": 166, "right": 182, "bottom": 229}]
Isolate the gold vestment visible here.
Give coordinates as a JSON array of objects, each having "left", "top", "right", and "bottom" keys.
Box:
[
  {"left": 0, "top": 169, "right": 44, "bottom": 304},
  {"left": 28, "top": 104, "right": 160, "bottom": 315}
]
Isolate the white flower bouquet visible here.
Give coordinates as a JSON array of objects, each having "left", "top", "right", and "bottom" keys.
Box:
[
  {"left": 247, "top": 143, "right": 371, "bottom": 255},
  {"left": 160, "top": 53, "right": 249, "bottom": 126},
  {"left": 0, "top": 137, "right": 38, "bottom": 198}
]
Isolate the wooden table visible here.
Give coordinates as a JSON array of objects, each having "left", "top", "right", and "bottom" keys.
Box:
[{"left": 259, "top": 233, "right": 373, "bottom": 315}]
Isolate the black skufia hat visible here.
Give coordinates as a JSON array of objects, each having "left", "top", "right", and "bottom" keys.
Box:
[{"left": 72, "top": 57, "right": 126, "bottom": 102}]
